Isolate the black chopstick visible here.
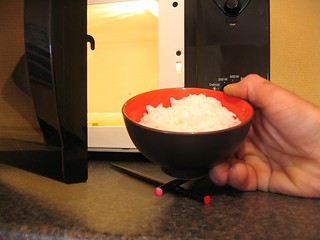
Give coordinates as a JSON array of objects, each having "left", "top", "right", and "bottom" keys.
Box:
[
  {"left": 110, "top": 163, "right": 211, "bottom": 204},
  {"left": 110, "top": 163, "right": 163, "bottom": 186},
  {"left": 154, "top": 178, "right": 188, "bottom": 197}
]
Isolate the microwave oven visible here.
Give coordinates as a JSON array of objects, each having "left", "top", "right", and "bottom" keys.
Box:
[
  {"left": 87, "top": 0, "right": 270, "bottom": 152},
  {"left": 0, "top": 0, "right": 269, "bottom": 183}
]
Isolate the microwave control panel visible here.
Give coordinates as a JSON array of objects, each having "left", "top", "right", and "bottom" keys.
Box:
[
  {"left": 159, "top": 0, "right": 270, "bottom": 90},
  {"left": 184, "top": 0, "right": 270, "bottom": 90}
]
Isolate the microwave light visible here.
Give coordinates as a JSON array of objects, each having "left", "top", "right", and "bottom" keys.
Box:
[
  {"left": 141, "top": 0, "right": 158, "bottom": 17},
  {"left": 88, "top": 0, "right": 158, "bottom": 19}
]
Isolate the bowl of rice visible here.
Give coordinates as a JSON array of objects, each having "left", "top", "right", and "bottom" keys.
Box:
[{"left": 122, "top": 88, "right": 254, "bottom": 179}]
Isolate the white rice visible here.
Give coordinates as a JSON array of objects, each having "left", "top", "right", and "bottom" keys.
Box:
[{"left": 139, "top": 94, "right": 241, "bottom": 132}]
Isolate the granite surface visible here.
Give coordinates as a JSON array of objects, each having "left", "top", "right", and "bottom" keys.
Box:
[{"left": 0, "top": 156, "right": 320, "bottom": 240}]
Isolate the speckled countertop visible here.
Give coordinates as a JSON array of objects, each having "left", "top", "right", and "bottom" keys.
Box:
[{"left": 0, "top": 155, "right": 320, "bottom": 240}]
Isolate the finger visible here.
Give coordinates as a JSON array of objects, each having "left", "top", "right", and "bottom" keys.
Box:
[
  {"left": 209, "top": 162, "right": 230, "bottom": 186},
  {"left": 228, "top": 162, "right": 258, "bottom": 191}
]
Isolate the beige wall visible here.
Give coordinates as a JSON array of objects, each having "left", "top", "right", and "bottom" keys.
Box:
[
  {"left": 0, "top": 0, "right": 44, "bottom": 146},
  {"left": 0, "top": 0, "right": 24, "bottom": 82},
  {"left": 270, "top": 0, "right": 320, "bottom": 105}
]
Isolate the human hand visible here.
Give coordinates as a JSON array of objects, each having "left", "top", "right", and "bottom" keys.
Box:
[{"left": 209, "top": 74, "right": 320, "bottom": 197}]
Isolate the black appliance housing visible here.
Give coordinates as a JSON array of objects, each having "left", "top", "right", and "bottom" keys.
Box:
[{"left": 185, "top": 0, "right": 270, "bottom": 90}]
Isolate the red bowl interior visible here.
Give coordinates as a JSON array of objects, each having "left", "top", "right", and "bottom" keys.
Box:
[{"left": 123, "top": 88, "right": 253, "bottom": 127}]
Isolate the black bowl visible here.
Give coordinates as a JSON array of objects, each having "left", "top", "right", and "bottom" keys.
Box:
[{"left": 122, "top": 88, "right": 254, "bottom": 179}]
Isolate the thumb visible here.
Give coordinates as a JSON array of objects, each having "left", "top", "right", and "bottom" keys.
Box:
[{"left": 223, "top": 74, "right": 279, "bottom": 109}]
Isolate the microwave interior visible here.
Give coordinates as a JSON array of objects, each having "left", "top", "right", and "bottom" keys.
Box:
[
  {"left": 87, "top": 0, "right": 185, "bottom": 152},
  {"left": 87, "top": 0, "right": 159, "bottom": 152}
]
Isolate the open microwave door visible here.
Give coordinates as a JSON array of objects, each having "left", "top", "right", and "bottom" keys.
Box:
[{"left": 12, "top": 0, "right": 88, "bottom": 183}]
